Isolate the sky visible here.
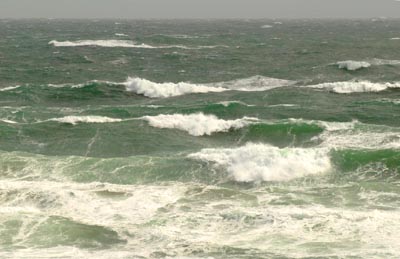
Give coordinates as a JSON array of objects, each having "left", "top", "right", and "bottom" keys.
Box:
[{"left": 0, "top": 0, "right": 400, "bottom": 19}]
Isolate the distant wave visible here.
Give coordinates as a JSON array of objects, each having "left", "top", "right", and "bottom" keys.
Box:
[
  {"left": 49, "top": 40, "right": 224, "bottom": 49},
  {"left": 48, "top": 116, "right": 123, "bottom": 125},
  {"left": 336, "top": 61, "right": 371, "bottom": 71},
  {"left": 124, "top": 75, "right": 295, "bottom": 98},
  {"left": 306, "top": 81, "right": 400, "bottom": 93},
  {"left": 49, "top": 40, "right": 155, "bottom": 48},
  {"left": 335, "top": 59, "right": 400, "bottom": 71},
  {"left": 141, "top": 113, "right": 259, "bottom": 136},
  {"left": 261, "top": 25, "right": 273, "bottom": 28},
  {"left": 188, "top": 143, "right": 331, "bottom": 182}
]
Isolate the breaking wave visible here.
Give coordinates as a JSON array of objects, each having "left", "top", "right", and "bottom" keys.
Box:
[
  {"left": 188, "top": 143, "right": 331, "bottom": 182},
  {"left": 141, "top": 113, "right": 259, "bottom": 136},
  {"left": 124, "top": 77, "right": 226, "bottom": 98},
  {"left": 125, "top": 76, "right": 295, "bottom": 98}
]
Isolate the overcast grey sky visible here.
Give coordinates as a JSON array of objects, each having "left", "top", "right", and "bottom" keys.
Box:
[{"left": 1, "top": 0, "right": 400, "bottom": 19}]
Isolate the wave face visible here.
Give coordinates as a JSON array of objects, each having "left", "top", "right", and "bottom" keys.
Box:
[
  {"left": 142, "top": 113, "right": 258, "bottom": 136},
  {"left": 307, "top": 81, "right": 400, "bottom": 93},
  {"left": 48, "top": 116, "right": 123, "bottom": 125},
  {"left": 336, "top": 60, "right": 371, "bottom": 71},
  {"left": 189, "top": 143, "right": 331, "bottom": 182}
]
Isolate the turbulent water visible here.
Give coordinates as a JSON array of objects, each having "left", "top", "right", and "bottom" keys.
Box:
[{"left": 1, "top": 19, "right": 400, "bottom": 258}]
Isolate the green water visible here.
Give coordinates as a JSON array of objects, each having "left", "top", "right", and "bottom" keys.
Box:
[{"left": 0, "top": 19, "right": 400, "bottom": 258}]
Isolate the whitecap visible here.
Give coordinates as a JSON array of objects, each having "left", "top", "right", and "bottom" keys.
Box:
[
  {"left": 188, "top": 143, "right": 331, "bottom": 182},
  {"left": 141, "top": 113, "right": 259, "bottom": 136}
]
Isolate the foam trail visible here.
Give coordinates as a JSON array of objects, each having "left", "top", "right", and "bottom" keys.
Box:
[
  {"left": 142, "top": 113, "right": 259, "bottom": 136},
  {"left": 124, "top": 77, "right": 226, "bottom": 98},
  {"left": 307, "top": 81, "right": 400, "bottom": 93},
  {"left": 336, "top": 60, "right": 371, "bottom": 71},
  {"left": 48, "top": 116, "right": 123, "bottom": 125},
  {"left": 189, "top": 143, "right": 331, "bottom": 182}
]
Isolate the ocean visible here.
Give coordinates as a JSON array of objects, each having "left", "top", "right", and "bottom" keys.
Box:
[{"left": 0, "top": 19, "right": 400, "bottom": 258}]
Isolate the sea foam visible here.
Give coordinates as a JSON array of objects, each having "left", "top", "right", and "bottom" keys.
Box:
[
  {"left": 142, "top": 113, "right": 259, "bottom": 136},
  {"left": 188, "top": 143, "right": 331, "bottom": 182},
  {"left": 307, "top": 81, "right": 400, "bottom": 93}
]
